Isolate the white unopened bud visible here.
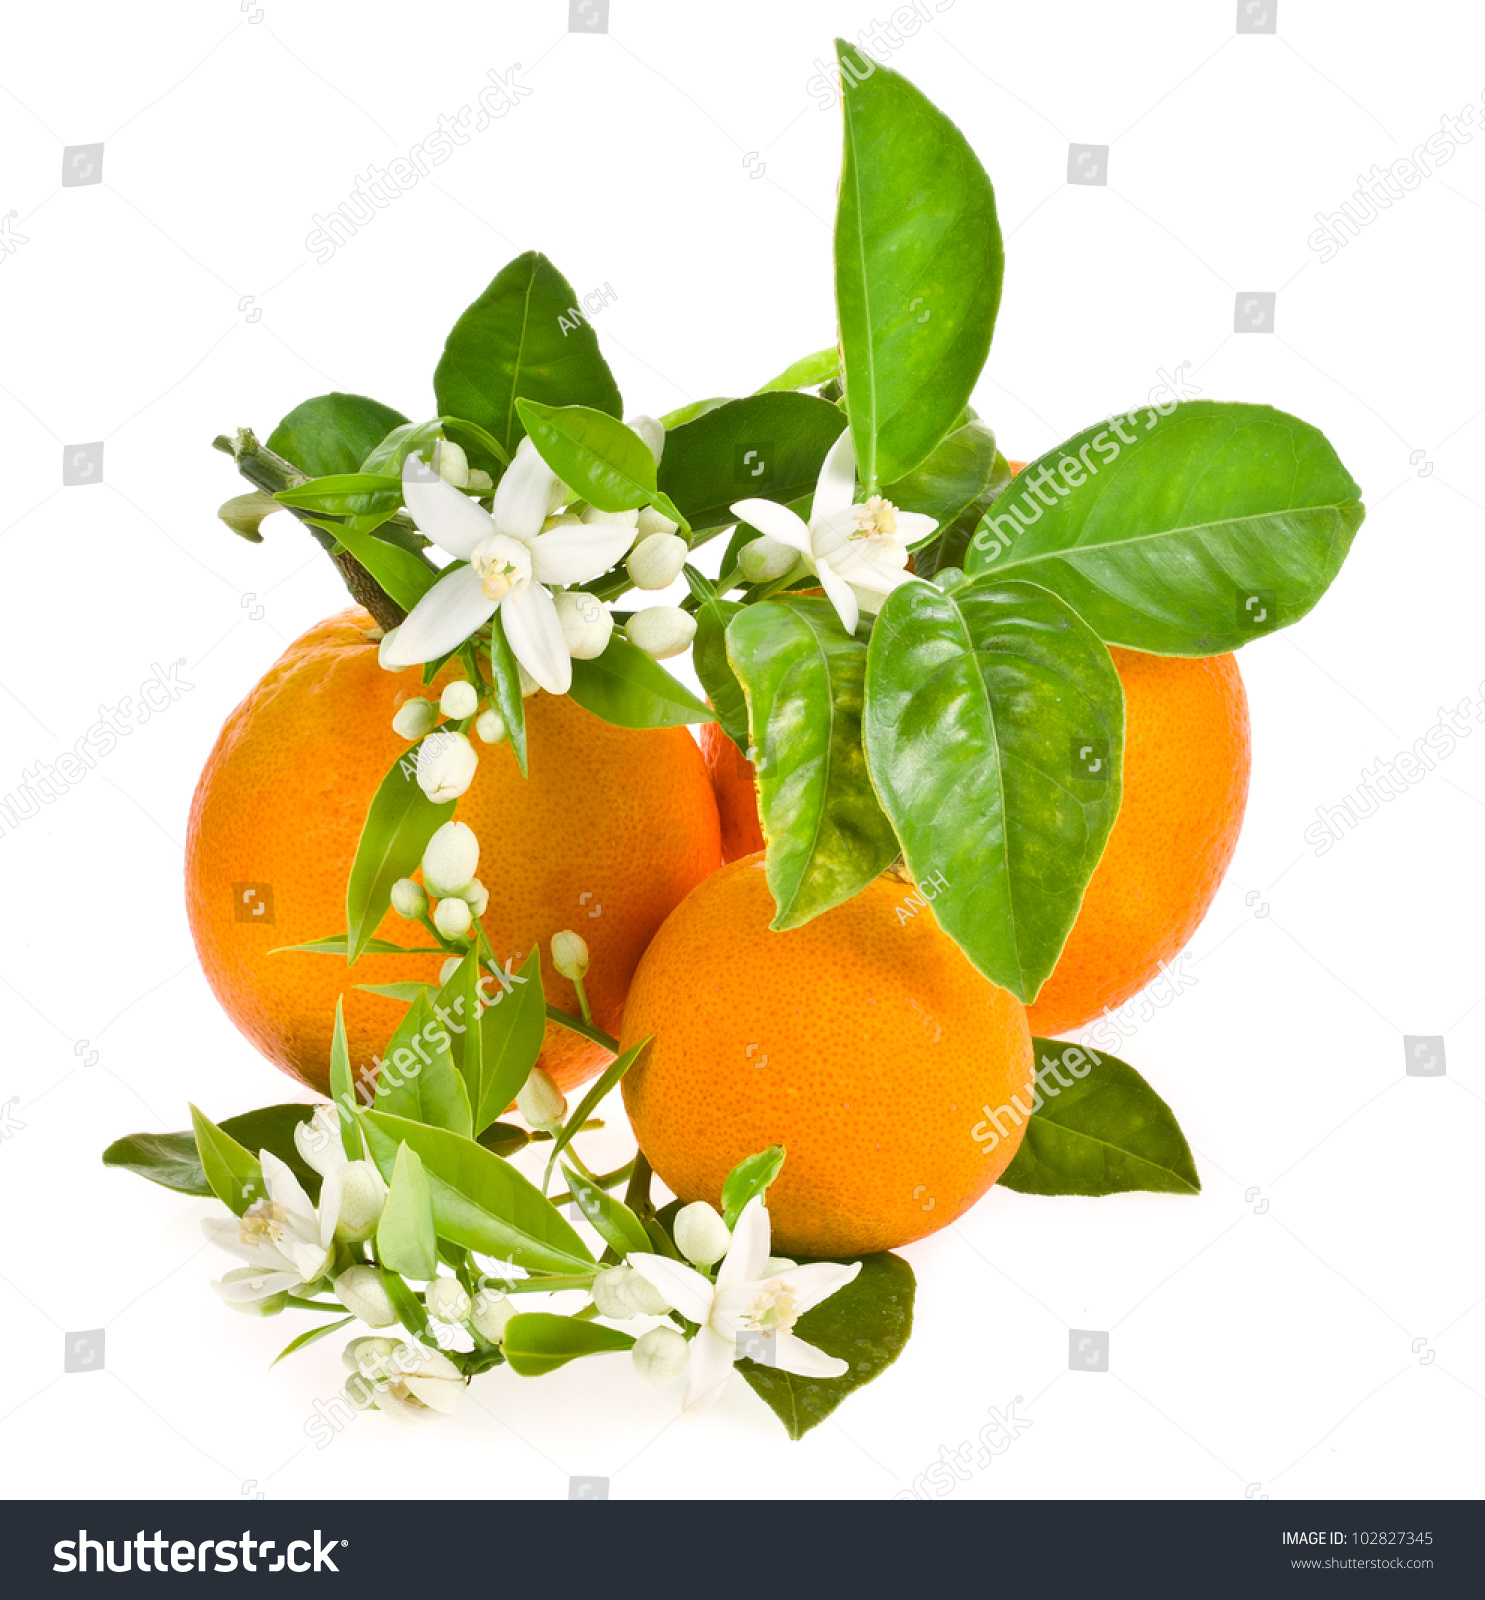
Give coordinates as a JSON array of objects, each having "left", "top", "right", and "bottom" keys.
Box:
[
  {"left": 433, "top": 896, "right": 473, "bottom": 938},
  {"left": 439, "top": 956, "right": 463, "bottom": 986},
  {"left": 627, "top": 606, "right": 697, "bottom": 661},
  {"left": 392, "top": 697, "right": 439, "bottom": 740},
  {"left": 674, "top": 1201, "right": 730, "bottom": 1266},
  {"left": 627, "top": 532, "right": 688, "bottom": 590},
  {"left": 580, "top": 504, "right": 640, "bottom": 530},
  {"left": 546, "top": 475, "right": 574, "bottom": 515},
  {"left": 631, "top": 1325, "right": 689, "bottom": 1384},
  {"left": 461, "top": 878, "right": 489, "bottom": 917},
  {"left": 417, "top": 730, "right": 478, "bottom": 802},
  {"left": 422, "top": 820, "right": 479, "bottom": 896},
  {"left": 551, "top": 929, "right": 589, "bottom": 982},
  {"left": 335, "top": 1265, "right": 398, "bottom": 1327},
  {"left": 377, "top": 627, "right": 403, "bottom": 671},
  {"left": 390, "top": 878, "right": 428, "bottom": 921},
  {"left": 542, "top": 512, "right": 581, "bottom": 533},
  {"left": 468, "top": 469, "right": 494, "bottom": 494},
  {"left": 334, "top": 1160, "right": 388, "bottom": 1243},
  {"left": 475, "top": 708, "right": 507, "bottom": 745},
  {"left": 432, "top": 438, "right": 470, "bottom": 488},
  {"left": 470, "top": 1289, "right": 513, "bottom": 1342},
  {"left": 516, "top": 1068, "right": 566, "bottom": 1130},
  {"left": 591, "top": 1264, "right": 672, "bottom": 1320},
  {"left": 439, "top": 679, "right": 479, "bottom": 719},
  {"left": 626, "top": 413, "right": 666, "bottom": 465},
  {"left": 636, "top": 505, "right": 680, "bottom": 540},
  {"left": 553, "top": 589, "right": 613, "bottom": 660},
  {"left": 518, "top": 663, "right": 541, "bottom": 698},
  {"left": 739, "top": 535, "right": 799, "bottom": 583},
  {"left": 762, "top": 1256, "right": 797, "bottom": 1275},
  {"left": 425, "top": 1277, "right": 472, "bottom": 1323},
  {"left": 342, "top": 1335, "right": 397, "bottom": 1375}
]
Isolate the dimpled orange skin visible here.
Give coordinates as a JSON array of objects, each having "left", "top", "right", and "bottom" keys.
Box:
[
  {"left": 698, "top": 722, "right": 765, "bottom": 864},
  {"left": 185, "top": 608, "right": 721, "bottom": 1097},
  {"left": 620, "top": 855, "right": 1034, "bottom": 1257},
  {"left": 1027, "top": 647, "right": 1250, "bottom": 1037}
]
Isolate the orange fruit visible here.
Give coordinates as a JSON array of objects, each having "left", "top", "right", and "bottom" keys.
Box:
[
  {"left": 186, "top": 607, "right": 721, "bottom": 1097},
  {"left": 699, "top": 722, "right": 764, "bottom": 864},
  {"left": 620, "top": 854, "right": 1033, "bottom": 1256},
  {"left": 1027, "top": 648, "right": 1250, "bottom": 1036}
]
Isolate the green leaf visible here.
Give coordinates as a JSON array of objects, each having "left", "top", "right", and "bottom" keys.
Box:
[
  {"left": 360, "top": 416, "right": 511, "bottom": 478},
  {"left": 999, "top": 1040, "right": 1201, "bottom": 1196},
  {"left": 515, "top": 399, "right": 686, "bottom": 530},
  {"left": 755, "top": 347, "right": 840, "bottom": 394},
  {"left": 275, "top": 472, "right": 402, "bottom": 517},
  {"left": 692, "top": 596, "right": 747, "bottom": 750},
  {"left": 476, "top": 1121, "right": 532, "bottom": 1158},
  {"left": 313, "top": 511, "right": 438, "bottom": 614},
  {"left": 271, "top": 934, "right": 446, "bottom": 957},
  {"left": 834, "top": 42, "right": 1003, "bottom": 489},
  {"left": 721, "top": 1146, "right": 786, "bottom": 1231},
  {"left": 328, "top": 1000, "right": 362, "bottom": 1162},
  {"left": 568, "top": 633, "right": 715, "bottom": 729},
  {"left": 658, "top": 393, "right": 847, "bottom": 535},
  {"left": 658, "top": 397, "right": 731, "bottom": 429},
  {"left": 105, "top": 1104, "right": 321, "bottom": 1201},
  {"left": 189, "top": 1105, "right": 265, "bottom": 1217},
  {"left": 377, "top": 1143, "right": 440, "bottom": 1280},
  {"left": 362, "top": 1111, "right": 594, "bottom": 1275},
  {"left": 739, "top": 1252, "right": 915, "bottom": 1440},
  {"left": 502, "top": 1313, "right": 635, "bottom": 1377},
  {"left": 883, "top": 419, "right": 1001, "bottom": 545},
  {"left": 372, "top": 989, "right": 473, "bottom": 1137},
  {"left": 561, "top": 1163, "right": 651, "bottom": 1257},
  {"left": 345, "top": 737, "right": 457, "bottom": 962},
  {"left": 487, "top": 613, "right": 528, "bottom": 778},
  {"left": 864, "top": 576, "right": 1125, "bottom": 1001},
  {"left": 470, "top": 949, "right": 545, "bottom": 1134},
  {"left": 271, "top": 1315, "right": 354, "bottom": 1368},
  {"left": 380, "top": 1268, "right": 431, "bottom": 1339},
  {"left": 726, "top": 598, "right": 899, "bottom": 929},
  {"left": 962, "top": 401, "right": 1365, "bottom": 654},
  {"left": 433, "top": 251, "right": 623, "bottom": 459},
  {"left": 266, "top": 393, "right": 410, "bottom": 478},
  {"left": 355, "top": 981, "right": 436, "bottom": 1003},
  {"left": 914, "top": 449, "right": 1015, "bottom": 582},
  {"left": 543, "top": 1040, "right": 649, "bottom": 1187}
]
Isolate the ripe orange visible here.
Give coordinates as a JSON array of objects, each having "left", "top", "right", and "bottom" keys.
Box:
[
  {"left": 620, "top": 854, "right": 1033, "bottom": 1256},
  {"left": 1027, "top": 648, "right": 1249, "bottom": 1036},
  {"left": 186, "top": 608, "right": 721, "bottom": 1097},
  {"left": 699, "top": 722, "right": 765, "bottom": 864}
]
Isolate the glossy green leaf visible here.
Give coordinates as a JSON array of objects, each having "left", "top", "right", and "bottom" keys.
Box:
[
  {"left": 561, "top": 1163, "right": 651, "bottom": 1257},
  {"left": 692, "top": 595, "right": 747, "bottom": 750},
  {"left": 355, "top": 981, "right": 436, "bottom": 1003},
  {"left": 266, "top": 393, "right": 410, "bottom": 478},
  {"left": 883, "top": 419, "right": 1001, "bottom": 547},
  {"left": 756, "top": 347, "right": 840, "bottom": 394},
  {"left": 477, "top": 1121, "right": 532, "bottom": 1158},
  {"left": 834, "top": 42, "right": 1003, "bottom": 489},
  {"left": 380, "top": 1268, "right": 431, "bottom": 1339},
  {"left": 502, "top": 1313, "right": 635, "bottom": 1377},
  {"left": 739, "top": 1251, "right": 914, "bottom": 1440},
  {"left": 377, "top": 1143, "right": 439, "bottom": 1281},
  {"left": 105, "top": 1103, "right": 321, "bottom": 1201},
  {"left": 345, "top": 738, "right": 457, "bottom": 962},
  {"left": 328, "top": 1000, "right": 362, "bottom": 1161},
  {"left": 543, "top": 1039, "right": 649, "bottom": 1188},
  {"left": 568, "top": 633, "right": 715, "bottom": 729},
  {"left": 270, "top": 1315, "right": 354, "bottom": 1368},
  {"left": 487, "top": 612, "right": 528, "bottom": 777},
  {"left": 864, "top": 576, "right": 1124, "bottom": 1001},
  {"left": 372, "top": 989, "right": 473, "bottom": 1138},
  {"left": 914, "top": 449, "right": 1015, "bottom": 581},
  {"left": 361, "top": 416, "right": 511, "bottom": 478},
  {"left": 515, "top": 399, "right": 686, "bottom": 530},
  {"left": 469, "top": 949, "right": 545, "bottom": 1134},
  {"left": 362, "top": 1111, "right": 593, "bottom": 1275},
  {"left": 999, "top": 1040, "right": 1201, "bottom": 1196},
  {"left": 189, "top": 1105, "right": 265, "bottom": 1217},
  {"left": 658, "top": 397, "right": 731, "bottom": 429},
  {"left": 275, "top": 472, "right": 402, "bottom": 516},
  {"left": 271, "top": 934, "right": 446, "bottom": 957},
  {"left": 727, "top": 598, "right": 899, "bottom": 929},
  {"left": 721, "top": 1146, "right": 785, "bottom": 1231},
  {"left": 433, "top": 252, "right": 622, "bottom": 458},
  {"left": 657, "top": 393, "right": 847, "bottom": 535},
  {"left": 962, "top": 401, "right": 1365, "bottom": 654},
  {"left": 308, "top": 511, "right": 438, "bottom": 614}
]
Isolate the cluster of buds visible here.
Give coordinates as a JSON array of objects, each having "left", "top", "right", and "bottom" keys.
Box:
[{"left": 391, "top": 819, "right": 487, "bottom": 942}]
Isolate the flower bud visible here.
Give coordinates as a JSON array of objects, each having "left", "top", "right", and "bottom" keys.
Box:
[
  {"left": 475, "top": 708, "right": 507, "bottom": 745},
  {"left": 627, "top": 532, "right": 688, "bottom": 591},
  {"left": 377, "top": 627, "right": 403, "bottom": 671},
  {"left": 342, "top": 1335, "right": 397, "bottom": 1376},
  {"left": 439, "top": 679, "right": 479, "bottom": 719},
  {"left": 433, "top": 895, "right": 473, "bottom": 939},
  {"left": 546, "top": 475, "right": 574, "bottom": 515},
  {"left": 470, "top": 1289, "right": 513, "bottom": 1342},
  {"left": 468, "top": 469, "right": 494, "bottom": 494},
  {"left": 674, "top": 1200, "right": 730, "bottom": 1266},
  {"left": 553, "top": 589, "right": 613, "bottom": 660},
  {"left": 461, "top": 879, "right": 489, "bottom": 918},
  {"left": 212, "top": 1267, "right": 288, "bottom": 1316},
  {"left": 392, "top": 697, "right": 439, "bottom": 740},
  {"left": 762, "top": 1256, "right": 797, "bottom": 1276},
  {"left": 432, "top": 438, "right": 471, "bottom": 488},
  {"left": 425, "top": 1277, "right": 472, "bottom": 1323},
  {"left": 636, "top": 504, "right": 680, "bottom": 540},
  {"left": 417, "top": 730, "right": 478, "bottom": 802},
  {"left": 334, "top": 1265, "right": 398, "bottom": 1327},
  {"left": 580, "top": 504, "right": 640, "bottom": 530},
  {"left": 591, "top": 1265, "right": 672, "bottom": 1320},
  {"left": 626, "top": 413, "right": 666, "bottom": 465},
  {"left": 739, "top": 535, "right": 799, "bottom": 583},
  {"left": 422, "top": 820, "right": 480, "bottom": 896},
  {"left": 542, "top": 512, "right": 582, "bottom": 533},
  {"left": 551, "top": 929, "right": 589, "bottom": 982},
  {"left": 439, "top": 956, "right": 463, "bottom": 986},
  {"left": 334, "top": 1160, "right": 388, "bottom": 1243},
  {"left": 293, "top": 1104, "right": 344, "bottom": 1177},
  {"left": 627, "top": 606, "right": 697, "bottom": 661},
  {"left": 391, "top": 878, "right": 428, "bottom": 921},
  {"left": 518, "top": 663, "right": 541, "bottom": 698},
  {"left": 631, "top": 1325, "right": 689, "bottom": 1384},
  {"left": 516, "top": 1068, "right": 566, "bottom": 1130}
]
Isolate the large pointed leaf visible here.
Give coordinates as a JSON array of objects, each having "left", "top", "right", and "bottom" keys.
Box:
[
  {"left": 468, "top": 949, "right": 545, "bottom": 1134},
  {"left": 755, "top": 347, "right": 840, "bottom": 394},
  {"left": 568, "top": 633, "right": 714, "bottom": 729},
  {"left": 692, "top": 595, "right": 747, "bottom": 750},
  {"left": 328, "top": 1000, "right": 362, "bottom": 1161},
  {"left": 962, "top": 401, "right": 1365, "bottom": 654},
  {"left": 727, "top": 597, "right": 899, "bottom": 929},
  {"left": 267, "top": 393, "right": 409, "bottom": 477},
  {"left": 514, "top": 400, "right": 686, "bottom": 530},
  {"left": 433, "top": 251, "right": 622, "bottom": 458},
  {"left": 561, "top": 1163, "right": 651, "bottom": 1258},
  {"left": 377, "top": 1143, "right": 439, "bottom": 1280},
  {"left": 883, "top": 419, "right": 1001, "bottom": 545},
  {"left": 542, "top": 1040, "right": 648, "bottom": 1188},
  {"left": 189, "top": 1105, "right": 265, "bottom": 1217},
  {"left": 311, "top": 510, "right": 437, "bottom": 614},
  {"left": 834, "top": 41, "right": 1003, "bottom": 489},
  {"left": 107, "top": 1104, "right": 320, "bottom": 1202},
  {"left": 863, "top": 576, "right": 1124, "bottom": 1001},
  {"left": 502, "top": 1314, "right": 634, "bottom": 1377},
  {"left": 372, "top": 989, "right": 473, "bottom": 1137}
]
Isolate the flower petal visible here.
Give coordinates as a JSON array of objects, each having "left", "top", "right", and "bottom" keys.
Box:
[
  {"left": 316, "top": 1162, "right": 343, "bottom": 1254},
  {"left": 528, "top": 520, "right": 636, "bottom": 587},
  {"left": 293, "top": 1105, "right": 345, "bottom": 1179},
  {"left": 809, "top": 505, "right": 870, "bottom": 564},
  {"left": 200, "top": 1215, "right": 280, "bottom": 1271},
  {"left": 212, "top": 1267, "right": 302, "bottom": 1304},
  {"left": 493, "top": 438, "right": 559, "bottom": 542},
  {"left": 815, "top": 557, "right": 860, "bottom": 635},
  {"left": 829, "top": 541, "right": 911, "bottom": 592},
  {"left": 715, "top": 1196, "right": 770, "bottom": 1292},
  {"left": 260, "top": 1150, "right": 315, "bottom": 1223},
  {"left": 683, "top": 1326, "right": 736, "bottom": 1415},
  {"left": 729, "top": 498, "right": 813, "bottom": 556},
  {"left": 812, "top": 429, "right": 857, "bottom": 521},
  {"left": 894, "top": 511, "right": 938, "bottom": 546},
  {"left": 381, "top": 565, "right": 496, "bottom": 668},
  {"left": 777, "top": 1259, "right": 862, "bottom": 1317},
  {"left": 499, "top": 583, "right": 571, "bottom": 695},
  {"left": 626, "top": 1253, "right": 716, "bottom": 1326},
  {"left": 772, "top": 1330, "right": 849, "bottom": 1380},
  {"left": 403, "top": 453, "right": 496, "bottom": 560}
]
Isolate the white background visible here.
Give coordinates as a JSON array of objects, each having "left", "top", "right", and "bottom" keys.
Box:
[{"left": 1, "top": 0, "right": 1481, "bottom": 1501}]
